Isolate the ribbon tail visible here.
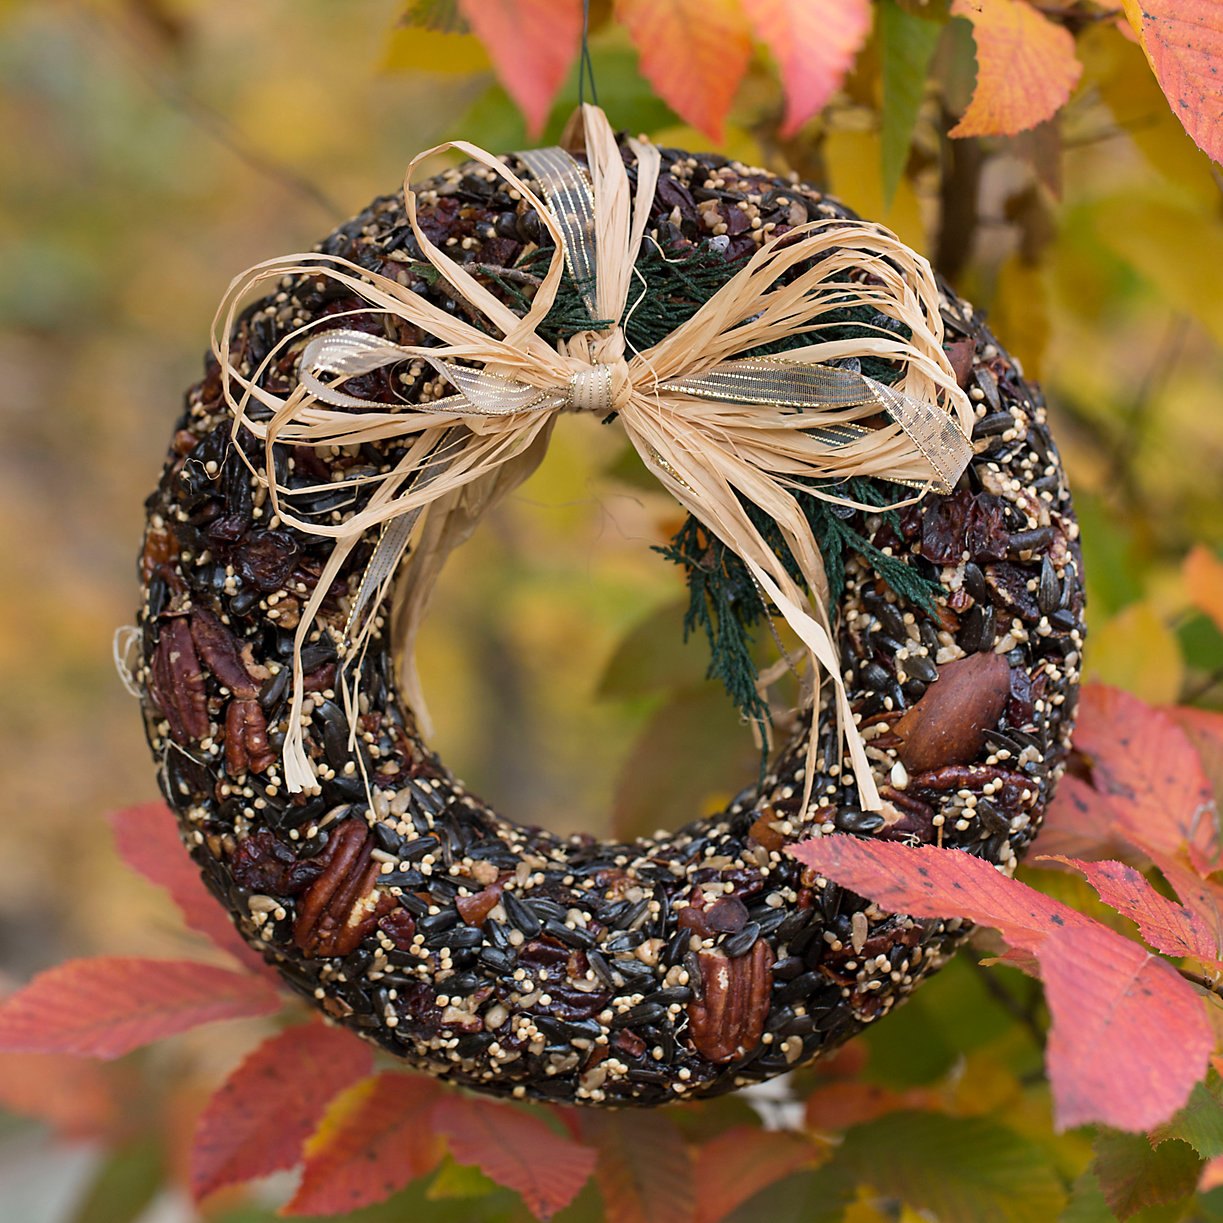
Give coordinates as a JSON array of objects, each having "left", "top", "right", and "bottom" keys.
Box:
[
  {"left": 746, "top": 561, "right": 881, "bottom": 814},
  {"left": 869, "top": 379, "right": 972, "bottom": 493}
]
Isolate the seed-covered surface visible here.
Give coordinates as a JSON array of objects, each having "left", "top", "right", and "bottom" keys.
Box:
[{"left": 135, "top": 142, "right": 1083, "bottom": 1107}]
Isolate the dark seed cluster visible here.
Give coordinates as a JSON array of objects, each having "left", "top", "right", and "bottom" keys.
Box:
[{"left": 134, "top": 139, "right": 1083, "bottom": 1106}]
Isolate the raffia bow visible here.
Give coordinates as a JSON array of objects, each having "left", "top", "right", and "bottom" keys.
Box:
[{"left": 215, "top": 105, "right": 973, "bottom": 812}]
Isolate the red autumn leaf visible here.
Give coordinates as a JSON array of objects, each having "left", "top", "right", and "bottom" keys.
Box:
[
  {"left": 0, "top": 1052, "right": 120, "bottom": 1139},
  {"left": 950, "top": 0, "right": 1082, "bottom": 138},
  {"left": 1073, "top": 685, "right": 1219, "bottom": 874},
  {"left": 457, "top": 0, "right": 583, "bottom": 137},
  {"left": 740, "top": 0, "right": 872, "bottom": 137},
  {"left": 692, "top": 1126, "right": 817, "bottom": 1223},
  {"left": 792, "top": 837, "right": 1212, "bottom": 1131},
  {"left": 616, "top": 0, "right": 753, "bottom": 141},
  {"left": 583, "top": 1110, "right": 696, "bottom": 1223},
  {"left": 434, "top": 1093, "right": 596, "bottom": 1221},
  {"left": 1125, "top": 1, "right": 1223, "bottom": 166},
  {"left": 791, "top": 836, "right": 1084, "bottom": 958},
  {"left": 109, "top": 802, "right": 266, "bottom": 974},
  {"left": 1036, "top": 772, "right": 1141, "bottom": 863},
  {"left": 0, "top": 958, "right": 280, "bottom": 1059},
  {"left": 285, "top": 1072, "right": 442, "bottom": 1216},
  {"left": 1039, "top": 923, "right": 1212, "bottom": 1131},
  {"left": 1044, "top": 855, "right": 1223, "bottom": 962},
  {"left": 190, "top": 1021, "right": 372, "bottom": 1201}
]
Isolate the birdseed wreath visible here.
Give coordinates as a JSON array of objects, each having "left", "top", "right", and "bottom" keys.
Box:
[{"left": 131, "top": 107, "right": 1083, "bottom": 1106}]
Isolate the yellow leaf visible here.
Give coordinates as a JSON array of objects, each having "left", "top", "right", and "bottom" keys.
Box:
[
  {"left": 615, "top": 0, "right": 753, "bottom": 140},
  {"left": 950, "top": 0, "right": 1083, "bottom": 137},
  {"left": 740, "top": 0, "right": 872, "bottom": 136},
  {"left": 1185, "top": 545, "right": 1223, "bottom": 633},
  {"left": 1079, "top": 23, "right": 1218, "bottom": 202},
  {"left": 990, "top": 255, "right": 1050, "bottom": 382},
  {"left": 1085, "top": 600, "right": 1184, "bottom": 705},
  {"left": 1090, "top": 191, "right": 1223, "bottom": 349},
  {"left": 822, "top": 126, "right": 926, "bottom": 250},
  {"left": 381, "top": 25, "right": 490, "bottom": 75}
]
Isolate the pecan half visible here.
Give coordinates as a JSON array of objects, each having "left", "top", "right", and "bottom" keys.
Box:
[
  {"left": 149, "top": 617, "right": 208, "bottom": 743},
  {"left": 224, "top": 697, "right": 275, "bottom": 776},
  {"left": 190, "top": 608, "right": 258, "bottom": 697},
  {"left": 686, "top": 940, "right": 773, "bottom": 1064},
  {"left": 293, "top": 819, "right": 394, "bottom": 958}
]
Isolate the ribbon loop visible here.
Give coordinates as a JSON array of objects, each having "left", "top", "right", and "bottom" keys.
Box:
[{"left": 214, "top": 104, "right": 973, "bottom": 812}]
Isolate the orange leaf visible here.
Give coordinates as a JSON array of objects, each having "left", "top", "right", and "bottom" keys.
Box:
[
  {"left": 1185, "top": 544, "right": 1223, "bottom": 633},
  {"left": 0, "top": 958, "right": 279, "bottom": 1059},
  {"left": 792, "top": 837, "right": 1212, "bottom": 1131},
  {"left": 616, "top": 0, "right": 752, "bottom": 141},
  {"left": 950, "top": 0, "right": 1082, "bottom": 137},
  {"left": 1039, "top": 922, "right": 1212, "bottom": 1131},
  {"left": 284, "top": 1072, "right": 442, "bottom": 1216},
  {"left": 457, "top": 0, "right": 583, "bottom": 136},
  {"left": 1044, "top": 856, "right": 1223, "bottom": 962},
  {"left": 583, "top": 1110, "right": 696, "bottom": 1223},
  {"left": 1073, "top": 685, "right": 1219, "bottom": 875},
  {"left": 740, "top": 0, "right": 872, "bottom": 136},
  {"left": 109, "top": 802, "right": 266, "bottom": 974},
  {"left": 692, "top": 1126, "right": 816, "bottom": 1223},
  {"left": 190, "top": 1021, "right": 372, "bottom": 1201},
  {"left": 434, "top": 1094, "right": 596, "bottom": 1221},
  {"left": 1124, "top": 0, "right": 1223, "bottom": 165},
  {"left": 0, "top": 1052, "right": 120, "bottom": 1139}
]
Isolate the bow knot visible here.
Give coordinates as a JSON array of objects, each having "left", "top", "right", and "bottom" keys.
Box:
[{"left": 214, "top": 104, "right": 974, "bottom": 815}]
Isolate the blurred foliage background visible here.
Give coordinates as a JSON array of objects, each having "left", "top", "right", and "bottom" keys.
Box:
[{"left": 2, "top": 0, "right": 1223, "bottom": 1218}]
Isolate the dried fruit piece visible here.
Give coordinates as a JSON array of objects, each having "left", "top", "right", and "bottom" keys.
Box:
[
  {"left": 687, "top": 940, "right": 773, "bottom": 1063},
  {"left": 894, "top": 652, "right": 1011, "bottom": 774}
]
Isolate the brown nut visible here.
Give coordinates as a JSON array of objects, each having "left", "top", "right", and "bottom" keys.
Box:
[
  {"left": 293, "top": 819, "right": 394, "bottom": 958},
  {"left": 894, "top": 651, "right": 1010, "bottom": 774},
  {"left": 686, "top": 940, "right": 773, "bottom": 1064},
  {"left": 149, "top": 617, "right": 209, "bottom": 744}
]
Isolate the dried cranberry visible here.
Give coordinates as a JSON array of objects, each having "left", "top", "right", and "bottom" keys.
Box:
[
  {"left": 238, "top": 530, "right": 299, "bottom": 593},
  {"left": 231, "top": 830, "right": 322, "bottom": 896}
]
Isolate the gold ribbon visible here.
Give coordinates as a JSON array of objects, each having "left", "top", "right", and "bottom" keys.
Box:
[{"left": 214, "top": 105, "right": 973, "bottom": 812}]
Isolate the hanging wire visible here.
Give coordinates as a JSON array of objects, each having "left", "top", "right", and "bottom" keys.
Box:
[{"left": 578, "top": 0, "right": 599, "bottom": 108}]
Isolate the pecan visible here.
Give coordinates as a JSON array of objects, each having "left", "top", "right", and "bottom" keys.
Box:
[
  {"left": 293, "top": 819, "right": 394, "bottom": 958},
  {"left": 190, "top": 608, "right": 258, "bottom": 697},
  {"left": 686, "top": 940, "right": 773, "bottom": 1064},
  {"left": 149, "top": 617, "right": 208, "bottom": 743},
  {"left": 894, "top": 652, "right": 1010, "bottom": 774},
  {"left": 224, "top": 697, "right": 275, "bottom": 776}
]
